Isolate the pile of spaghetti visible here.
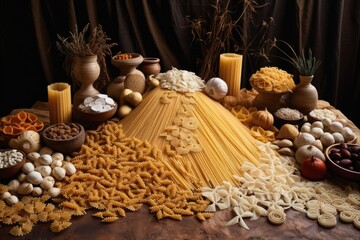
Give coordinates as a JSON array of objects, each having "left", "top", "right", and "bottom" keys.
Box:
[
  {"left": 120, "top": 68, "right": 264, "bottom": 189},
  {"left": 2, "top": 68, "right": 359, "bottom": 237}
]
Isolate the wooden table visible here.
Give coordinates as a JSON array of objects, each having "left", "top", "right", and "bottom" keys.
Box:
[{"left": 1, "top": 99, "right": 359, "bottom": 240}]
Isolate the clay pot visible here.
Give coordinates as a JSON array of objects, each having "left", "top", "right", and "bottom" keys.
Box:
[
  {"left": 0, "top": 149, "right": 26, "bottom": 180},
  {"left": 253, "top": 90, "right": 287, "bottom": 113},
  {"left": 41, "top": 123, "right": 85, "bottom": 155},
  {"left": 290, "top": 75, "right": 318, "bottom": 115},
  {"left": 72, "top": 55, "right": 100, "bottom": 107},
  {"left": 107, "top": 53, "right": 146, "bottom": 100},
  {"left": 252, "top": 86, "right": 289, "bottom": 113},
  {"left": 139, "top": 57, "right": 161, "bottom": 77}
]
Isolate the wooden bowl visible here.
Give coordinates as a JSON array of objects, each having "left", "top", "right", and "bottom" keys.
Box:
[
  {"left": 41, "top": 123, "right": 85, "bottom": 155},
  {"left": 73, "top": 102, "right": 117, "bottom": 130},
  {"left": 325, "top": 143, "right": 360, "bottom": 181},
  {"left": 307, "top": 108, "right": 337, "bottom": 123},
  {"left": 111, "top": 53, "right": 144, "bottom": 69},
  {"left": 273, "top": 107, "right": 304, "bottom": 128},
  {"left": 0, "top": 111, "right": 45, "bottom": 148},
  {"left": 0, "top": 149, "right": 26, "bottom": 180}
]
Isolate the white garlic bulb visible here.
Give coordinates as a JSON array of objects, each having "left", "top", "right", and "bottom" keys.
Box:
[
  {"left": 27, "top": 152, "right": 40, "bottom": 161},
  {"left": 17, "top": 182, "right": 34, "bottom": 195},
  {"left": 329, "top": 121, "right": 343, "bottom": 132},
  {"left": 341, "top": 127, "right": 355, "bottom": 142},
  {"left": 33, "top": 158, "right": 43, "bottom": 167},
  {"left": 22, "top": 162, "right": 35, "bottom": 174},
  {"left": 7, "top": 179, "right": 20, "bottom": 194},
  {"left": 63, "top": 162, "right": 76, "bottom": 176},
  {"left": 51, "top": 159, "right": 63, "bottom": 168},
  {"left": 52, "top": 167, "right": 66, "bottom": 181},
  {"left": 40, "top": 176, "right": 55, "bottom": 190},
  {"left": 35, "top": 165, "right": 52, "bottom": 177},
  {"left": 26, "top": 171, "right": 43, "bottom": 185},
  {"left": 47, "top": 187, "right": 61, "bottom": 197},
  {"left": 1, "top": 191, "right": 11, "bottom": 200},
  {"left": 18, "top": 173, "right": 27, "bottom": 182},
  {"left": 39, "top": 146, "right": 53, "bottom": 155},
  {"left": 32, "top": 187, "right": 43, "bottom": 197},
  {"left": 5, "top": 195, "right": 18, "bottom": 205},
  {"left": 52, "top": 152, "right": 64, "bottom": 161},
  {"left": 38, "top": 154, "right": 52, "bottom": 166}
]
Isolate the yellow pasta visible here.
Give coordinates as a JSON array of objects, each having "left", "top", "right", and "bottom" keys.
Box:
[
  {"left": 249, "top": 67, "right": 295, "bottom": 93},
  {"left": 306, "top": 208, "right": 320, "bottom": 220},
  {"left": 102, "top": 216, "right": 119, "bottom": 223},
  {"left": 219, "top": 53, "right": 243, "bottom": 98},
  {"left": 268, "top": 209, "right": 286, "bottom": 225},
  {"left": 119, "top": 87, "right": 263, "bottom": 189},
  {"left": 339, "top": 211, "right": 355, "bottom": 223},
  {"left": 354, "top": 216, "right": 360, "bottom": 230},
  {"left": 50, "top": 221, "right": 72, "bottom": 233},
  {"left": 318, "top": 213, "right": 337, "bottom": 228}
]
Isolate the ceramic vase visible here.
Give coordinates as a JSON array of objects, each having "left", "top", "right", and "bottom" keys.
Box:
[
  {"left": 107, "top": 53, "right": 146, "bottom": 100},
  {"left": 290, "top": 75, "right": 318, "bottom": 114},
  {"left": 253, "top": 90, "right": 287, "bottom": 113},
  {"left": 72, "top": 55, "right": 100, "bottom": 107},
  {"left": 139, "top": 57, "right": 161, "bottom": 78}
]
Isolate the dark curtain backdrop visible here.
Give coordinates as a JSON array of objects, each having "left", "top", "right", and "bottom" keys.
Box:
[{"left": 0, "top": 0, "right": 359, "bottom": 127}]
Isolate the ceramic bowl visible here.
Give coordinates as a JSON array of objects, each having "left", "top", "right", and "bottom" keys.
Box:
[
  {"left": 41, "top": 123, "right": 85, "bottom": 155},
  {"left": 73, "top": 102, "right": 117, "bottom": 130},
  {"left": 0, "top": 149, "right": 26, "bottom": 180},
  {"left": 111, "top": 53, "right": 144, "bottom": 69},
  {"left": 0, "top": 111, "right": 45, "bottom": 148},
  {"left": 325, "top": 143, "right": 360, "bottom": 181},
  {"left": 273, "top": 107, "right": 304, "bottom": 128},
  {"left": 307, "top": 108, "right": 337, "bottom": 123}
]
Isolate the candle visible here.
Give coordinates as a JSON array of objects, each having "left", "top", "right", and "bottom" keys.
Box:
[
  {"left": 47, "top": 83, "right": 72, "bottom": 124},
  {"left": 219, "top": 53, "right": 243, "bottom": 98}
]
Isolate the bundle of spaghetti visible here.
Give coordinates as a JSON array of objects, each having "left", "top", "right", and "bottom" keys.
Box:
[
  {"left": 190, "top": 92, "right": 262, "bottom": 184},
  {"left": 120, "top": 86, "right": 264, "bottom": 189}
]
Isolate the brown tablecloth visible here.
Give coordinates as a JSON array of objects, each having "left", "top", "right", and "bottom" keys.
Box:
[{"left": 1, "top": 97, "right": 360, "bottom": 240}]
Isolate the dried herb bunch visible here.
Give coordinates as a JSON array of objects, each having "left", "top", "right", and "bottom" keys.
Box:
[
  {"left": 188, "top": 0, "right": 271, "bottom": 80},
  {"left": 262, "top": 38, "right": 321, "bottom": 76},
  {"left": 56, "top": 23, "right": 117, "bottom": 90}
]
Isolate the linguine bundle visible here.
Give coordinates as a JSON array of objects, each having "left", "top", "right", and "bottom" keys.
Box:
[{"left": 120, "top": 86, "right": 264, "bottom": 189}]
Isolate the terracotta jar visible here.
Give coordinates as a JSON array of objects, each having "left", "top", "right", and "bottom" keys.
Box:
[
  {"left": 253, "top": 90, "right": 288, "bottom": 113},
  {"left": 107, "top": 53, "right": 146, "bottom": 100},
  {"left": 139, "top": 57, "right": 161, "bottom": 78},
  {"left": 72, "top": 55, "right": 100, "bottom": 108},
  {"left": 290, "top": 75, "right": 318, "bottom": 115}
]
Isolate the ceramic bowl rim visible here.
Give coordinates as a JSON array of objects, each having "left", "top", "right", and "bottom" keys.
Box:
[
  {"left": 76, "top": 102, "right": 117, "bottom": 115},
  {"left": 0, "top": 149, "right": 26, "bottom": 171},
  {"left": 325, "top": 143, "right": 360, "bottom": 176},
  {"left": 42, "top": 122, "right": 85, "bottom": 142},
  {"left": 112, "top": 53, "right": 143, "bottom": 61}
]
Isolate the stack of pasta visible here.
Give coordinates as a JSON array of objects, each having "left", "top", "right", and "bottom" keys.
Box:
[{"left": 120, "top": 68, "right": 264, "bottom": 190}]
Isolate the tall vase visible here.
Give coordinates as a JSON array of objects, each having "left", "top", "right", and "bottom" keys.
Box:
[
  {"left": 290, "top": 75, "right": 318, "bottom": 115},
  {"left": 107, "top": 53, "right": 146, "bottom": 101},
  {"left": 72, "top": 55, "right": 100, "bottom": 107}
]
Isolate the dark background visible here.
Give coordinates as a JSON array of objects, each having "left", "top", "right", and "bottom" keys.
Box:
[{"left": 0, "top": 0, "right": 359, "bottom": 126}]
